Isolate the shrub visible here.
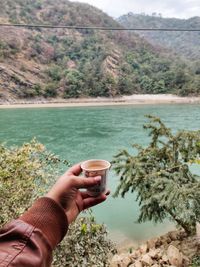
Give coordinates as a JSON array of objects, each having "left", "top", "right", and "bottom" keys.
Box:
[
  {"left": 113, "top": 115, "right": 200, "bottom": 235},
  {"left": 53, "top": 215, "right": 116, "bottom": 267},
  {"left": 43, "top": 83, "right": 58, "bottom": 97},
  {"left": 0, "top": 140, "right": 65, "bottom": 225},
  {"left": 20, "top": 84, "right": 43, "bottom": 98},
  {"left": 190, "top": 255, "right": 200, "bottom": 267},
  {"left": 63, "top": 70, "right": 84, "bottom": 98},
  {"left": 47, "top": 65, "right": 62, "bottom": 81},
  {"left": 32, "top": 84, "right": 43, "bottom": 96}
]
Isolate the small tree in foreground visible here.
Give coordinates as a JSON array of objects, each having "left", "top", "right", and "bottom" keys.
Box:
[{"left": 113, "top": 115, "right": 200, "bottom": 235}]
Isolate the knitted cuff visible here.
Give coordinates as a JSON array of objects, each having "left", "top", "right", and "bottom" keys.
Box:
[{"left": 20, "top": 197, "right": 68, "bottom": 248}]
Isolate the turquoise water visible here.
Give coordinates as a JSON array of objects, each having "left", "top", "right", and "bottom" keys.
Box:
[{"left": 0, "top": 104, "right": 200, "bottom": 243}]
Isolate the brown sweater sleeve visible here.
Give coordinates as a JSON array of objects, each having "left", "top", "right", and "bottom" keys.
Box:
[
  {"left": 0, "top": 197, "right": 68, "bottom": 267},
  {"left": 20, "top": 197, "right": 68, "bottom": 248}
]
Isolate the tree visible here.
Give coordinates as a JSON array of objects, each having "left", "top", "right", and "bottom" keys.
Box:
[
  {"left": 180, "top": 76, "right": 200, "bottom": 96},
  {"left": 153, "top": 80, "right": 166, "bottom": 93},
  {"left": 43, "top": 83, "right": 58, "bottom": 98},
  {"left": 47, "top": 65, "right": 62, "bottom": 82},
  {"left": 174, "top": 68, "right": 191, "bottom": 89},
  {"left": 63, "top": 70, "right": 84, "bottom": 98},
  {"left": 139, "top": 75, "right": 154, "bottom": 93},
  {"left": 113, "top": 116, "right": 200, "bottom": 235},
  {"left": 118, "top": 75, "right": 139, "bottom": 95}
]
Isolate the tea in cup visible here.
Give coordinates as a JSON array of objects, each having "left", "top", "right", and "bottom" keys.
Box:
[{"left": 81, "top": 159, "right": 111, "bottom": 196}]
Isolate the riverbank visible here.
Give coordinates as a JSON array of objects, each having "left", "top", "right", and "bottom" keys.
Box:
[
  {"left": 0, "top": 94, "right": 200, "bottom": 108},
  {"left": 110, "top": 229, "right": 200, "bottom": 267}
]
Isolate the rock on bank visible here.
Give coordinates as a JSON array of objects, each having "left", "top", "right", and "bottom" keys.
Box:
[{"left": 110, "top": 230, "right": 200, "bottom": 267}]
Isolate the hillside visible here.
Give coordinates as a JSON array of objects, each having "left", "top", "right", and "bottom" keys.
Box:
[
  {"left": 118, "top": 13, "right": 200, "bottom": 60},
  {"left": 0, "top": 1, "right": 199, "bottom": 101}
]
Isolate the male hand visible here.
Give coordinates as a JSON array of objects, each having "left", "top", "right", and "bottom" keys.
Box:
[{"left": 46, "top": 163, "right": 110, "bottom": 223}]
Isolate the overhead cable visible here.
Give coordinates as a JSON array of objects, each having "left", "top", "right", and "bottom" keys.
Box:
[{"left": 0, "top": 23, "right": 200, "bottom": 31}]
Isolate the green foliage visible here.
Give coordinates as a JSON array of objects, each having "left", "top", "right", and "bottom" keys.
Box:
[
  {"left": 19, "top": 84, "right": 43, "bottom": 98},
  {"left": 63, "top": 70, "right": 84, "bottom": 98},
  {"left": 32, "top": 84, "right": 42, "bottom": 95},
  {"left": 89, "top": 75, "right": 116, "bottom": 97},
  {"left": 47, "top": 65, "right": 62, "bottom": 82},
  {"left": 113, "top": 115, "right": 200, "bottom": 235},
  {"left": 139, "top": 75, "right": 154, "bottom": 93},
  {"left": 118, "top": 75, "right": 138, "bottom": 95},
  {"left": 0, "top": 140, "right": 65, "bottom": 225},
  {"left": 180, "top": 76, "right": 200, "bottom": 96},
  {"left": 122, "top": 50, "right": 196, "bottom": 95},
  {"left": 153, "top": 80, "right": 166, "bottom": 93},
  {"left": 190, "top": 255, "right": 200, "bottom": 267},
  {"left": 53, "top": 215, "right": 116, "bottom": 267},
  {"left": 43, "top": 83, "right": 58, "bottom": 98},
  {"left": 0, "top": 140, "right": 115, "bottom": 266}
]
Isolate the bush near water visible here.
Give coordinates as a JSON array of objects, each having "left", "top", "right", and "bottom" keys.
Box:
[
  {"left": 113, "top": 116, "right": 200, "bottom": 236},
  {"left": 112, "top": 116, "right": 200, "bottom": 267}
]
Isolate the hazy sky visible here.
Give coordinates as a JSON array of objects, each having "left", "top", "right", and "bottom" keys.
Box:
[{"left": 71, "top": 0, "right": 200, "bottom": 19}]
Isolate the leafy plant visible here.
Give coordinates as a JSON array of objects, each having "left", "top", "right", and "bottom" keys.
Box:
[
  {"left": 113, "top": 115, "right": 200, "bottom": 235},
  {"left": 43, "top": 83, "right": 58, "bottom": 97},
  {"left": 189, "top": 255, "right": 200, "bottom": 267},
  {"left": 63, "top": 70, "right": 84, "bottom": 98},
  {"left": 47, "top": 65, "right": 62, "bottom": 82},
  {"left": 0, "top": 139, "right": 67, "bottom": 225},
  {"left": 53, "top": 215, "right": 116, "bottom": 267}
]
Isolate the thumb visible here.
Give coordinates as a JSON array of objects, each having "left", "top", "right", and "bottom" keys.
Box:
[{"left": 71, "top": 176, "right": 101, "bottom": 189}]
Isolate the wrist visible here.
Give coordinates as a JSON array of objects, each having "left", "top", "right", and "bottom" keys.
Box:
[{"left": 46, "top": 191, "right": 62, "bottom": 207}]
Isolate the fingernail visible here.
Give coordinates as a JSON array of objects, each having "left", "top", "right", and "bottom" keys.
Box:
[
  {"left": 94, "top": 176, "right": 101, "bottom": 182},
  {"left": 105, "top": 190, "right": 110, "bottom": 196}
]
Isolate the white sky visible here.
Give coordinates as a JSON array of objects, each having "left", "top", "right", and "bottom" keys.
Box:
[{"left": 70, "top": 0, "right": 200, "bottom": 19}]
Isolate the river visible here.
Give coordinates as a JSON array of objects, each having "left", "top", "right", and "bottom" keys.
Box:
[{"left": 0, "top": 104, "right": 200, "bottom": 244}]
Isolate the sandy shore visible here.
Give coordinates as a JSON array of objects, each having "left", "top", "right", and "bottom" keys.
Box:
[{"left": 0, "top": 94, "right": 200, "bottom": 109}]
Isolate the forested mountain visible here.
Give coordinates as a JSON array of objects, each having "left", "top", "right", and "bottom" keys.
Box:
[
  {"left": 0, "top": 0, "right": 199, "bottom": 101},
  {"left": 118, "top": 13, "right": 200, "bottom": 60}
]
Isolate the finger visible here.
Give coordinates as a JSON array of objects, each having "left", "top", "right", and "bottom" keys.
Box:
[
  {"left": 83, "top": 194, "right": 107, "bottom": 210},
  {"left": 70, "top": 176, "right": 101, "bottom": 189},
  {"left": 81, "top": 189, "right": 110, "bottom": 199},
  {"left": 80, "top": 191, "right": 92, "bottom": 199},
  {"left": 66, "top": 163, "right": 82, "bottom": 176}
]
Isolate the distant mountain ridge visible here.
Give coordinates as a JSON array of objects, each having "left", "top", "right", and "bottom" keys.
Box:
[
  {"left": 118, "top": 13, "right": 200, "bottom": 60},
  {"left": 0, "top": 1, "right": 199, "bottom": 101}
]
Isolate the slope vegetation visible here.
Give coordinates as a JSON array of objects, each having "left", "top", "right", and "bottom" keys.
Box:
[{"left": 0, "top": 1, "right": 199, "bottom": 101}]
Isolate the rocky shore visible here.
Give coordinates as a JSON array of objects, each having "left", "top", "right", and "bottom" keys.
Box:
[{"left": 110, "top": 230, "right": 200, "bottom": 267}]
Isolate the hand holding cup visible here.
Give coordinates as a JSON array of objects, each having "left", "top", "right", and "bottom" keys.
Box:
[{"left": 81, "top": 159, "right": 111, "bottom": 196}]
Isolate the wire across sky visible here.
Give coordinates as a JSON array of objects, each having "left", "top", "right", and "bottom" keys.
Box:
[{"left": 0, "top": 23, "right": 200, "bottom": 31}]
